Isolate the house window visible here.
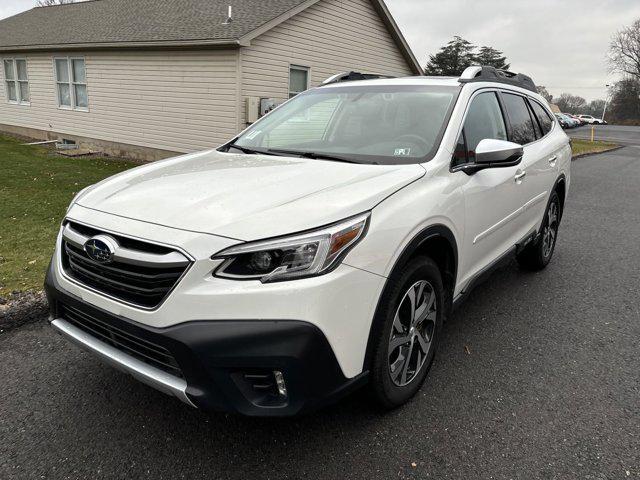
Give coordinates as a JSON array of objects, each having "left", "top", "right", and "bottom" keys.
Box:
[
  {"left": 289, "top": 65, "right": 309, "bottom": 98},
  {"left": 54, "top": 57, "right": 88, "bottom": 110},
  {"left": 3, "top": 58, "right": 30, "bottom": 105}
]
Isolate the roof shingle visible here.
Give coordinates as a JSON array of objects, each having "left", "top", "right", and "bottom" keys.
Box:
[{"left": 0, "top": 0, "right": 311, "bottom": 50}]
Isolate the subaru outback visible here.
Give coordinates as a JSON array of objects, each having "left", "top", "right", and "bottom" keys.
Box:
[{"left": 46, "top": 66, "right": 571, "bottom": 416}]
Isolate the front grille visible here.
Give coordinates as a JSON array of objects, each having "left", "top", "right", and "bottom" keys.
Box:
[
  {"left": 60, "top": 302, "right": 183, "bottom": 378},
  {"left": 61, "top": 221, "right": 190, "bottom": 309}
]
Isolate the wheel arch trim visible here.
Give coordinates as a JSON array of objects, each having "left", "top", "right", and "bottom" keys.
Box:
[{"left": 362, "top": 224, "right": 458, "bottom": 370}]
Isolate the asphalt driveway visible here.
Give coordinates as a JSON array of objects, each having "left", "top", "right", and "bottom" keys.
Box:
[{"left": 1, "top": 147, "right": 639, "bottom": 480}]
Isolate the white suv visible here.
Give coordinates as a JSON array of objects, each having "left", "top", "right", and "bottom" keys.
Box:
[
  {"left": 46, "top": 66, "right": 571, "bottom": 416},
  {"left": 577, "top": 114, "right": 606, "bottom": 125}
]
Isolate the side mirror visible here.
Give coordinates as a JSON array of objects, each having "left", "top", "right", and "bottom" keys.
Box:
[
  {"left": 458, "top": 139, "right": 523, "bottom": 175},
  {"left": 475, "top": 139, "right": 524, "bottom": 164}
]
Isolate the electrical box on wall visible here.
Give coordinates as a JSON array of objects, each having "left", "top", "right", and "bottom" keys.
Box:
[
  {"left": 246, "top": 97, "right": 260, "bottom": 124},
  {"left": 260, "top": 98, "right": 278, "bottom": 117}
]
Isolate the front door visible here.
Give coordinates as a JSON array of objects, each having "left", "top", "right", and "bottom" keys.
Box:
[{"left": 453, "top": 91, "right": 531, "bottom": 287}]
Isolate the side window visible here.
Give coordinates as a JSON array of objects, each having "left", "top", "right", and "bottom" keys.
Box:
[
  {"left": 3, "top": 58, "right": 30, "bottom": 104},
  {"left": 502, "top": 93, "right": 537, "bottom": 145},
  {"left": 54, "top": 57, "right": 88, "bottom": 110},
  {"left": 529, "top": 100, "right": 553, "bottom": 136},
  {"left": 528, "top": 101, "right": 542, "bottom": 139},
  {"left": 463, "top": 92, "right": 508, "bottom": 162},
  {"left": 289, "top": 65, "right": 309, "bottom": 99}
]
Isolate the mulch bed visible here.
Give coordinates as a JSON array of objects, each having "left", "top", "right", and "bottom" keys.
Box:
[{"left": 0, "top": 291, "right": 48, "bottom": 333}]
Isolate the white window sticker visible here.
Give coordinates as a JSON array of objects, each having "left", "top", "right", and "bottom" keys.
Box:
[{"left": 394, "top": 148, "right": 412, "bottom": 157}]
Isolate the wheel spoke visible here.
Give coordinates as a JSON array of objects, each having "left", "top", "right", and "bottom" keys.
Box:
[
  {"left": 415, "top": 282, "right": 425, "bottom": 308},
  {"left": 414, "top": 302, "right": 427, "bottom": 326},
  {"left": 415, "top": 290, "right": 436, "bottom": 326},
  {"left": 406, "top": 286, "right": 417, "bottom": 323},
  {"left": 416, "top": 331, "right": 430, "bottom": 354},
  {"left": 401, "top": 339, "right": 415, "bottom": 384},
  {"left": 426, "top": 289, "right": 436, "bottom": 311},
  {"left": 389, "top": 354, "right": 405, "bottom": 383},
  {"left": 392, "top": 312, "right": 404, "bottom": 334},
  {"left": 389, "top": 333, "right": 412, "bottom": 354}
]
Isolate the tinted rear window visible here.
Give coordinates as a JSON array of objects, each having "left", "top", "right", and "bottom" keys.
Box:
[
  {"left": 529, "top": 100, "right": 554, "bottom": 135},
  {"left": 502, "top": 93, "right": 537, "bottom": 145}
]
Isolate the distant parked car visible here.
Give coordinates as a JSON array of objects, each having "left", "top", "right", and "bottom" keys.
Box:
[
  {"left": 555, "top": 114, "right": 571, "bottom": 129},
  {"left": 577, "top": 114, "right": 606, "bottom": 125},
  {"left": 567, "top": 114, "right": 586, "bottom": 126},
  {"left": 556, "top": 113, "right": 578, "bottom": 128}
]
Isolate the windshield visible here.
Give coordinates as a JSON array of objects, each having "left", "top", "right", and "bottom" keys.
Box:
[{"left": 229, "top": 84, "right": 460, "bottom": 165}]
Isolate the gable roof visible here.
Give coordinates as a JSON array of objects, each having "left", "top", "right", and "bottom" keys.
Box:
[{"left": 0, "top": 0, "right": 421, "bottom": 73}]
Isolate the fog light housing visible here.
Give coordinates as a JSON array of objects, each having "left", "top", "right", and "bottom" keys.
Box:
[
  {"left": 273, "top": 370, "right": 287, "bottom": 398},
  {"left": 232, "top": 369, "right": 289, "bottom": 408}
]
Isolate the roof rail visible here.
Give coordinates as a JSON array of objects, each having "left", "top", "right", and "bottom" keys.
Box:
[
  {"left": 321, "top": 71, "right": 395, "bottom": 86},
  {"left": 458, "top": 66, "right": 537, "bottom": 93}
]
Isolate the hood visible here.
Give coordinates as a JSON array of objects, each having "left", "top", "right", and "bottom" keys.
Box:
[{"left": 77, "top": 150, "right": 425, "bottom": 241}]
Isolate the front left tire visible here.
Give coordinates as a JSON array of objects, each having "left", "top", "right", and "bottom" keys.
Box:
[{"left": 369, "top": 256, "right": 446, "bottom": 409}]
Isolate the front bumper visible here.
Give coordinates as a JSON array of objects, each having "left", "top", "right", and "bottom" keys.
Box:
[{"left": 45, "top": 263, "right": 368, "bottom": 416}]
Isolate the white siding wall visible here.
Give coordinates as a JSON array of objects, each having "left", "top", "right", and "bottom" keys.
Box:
[
  {"left": 0, "top": 50, "right": 239, "bottom": 153},
  {"left": 240, "top": 0, "right": 414, "bottom": 129}
]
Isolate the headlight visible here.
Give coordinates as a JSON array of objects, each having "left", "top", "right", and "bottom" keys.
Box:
[{"left": 213, "top": 213, "right": 370, "bottom": 282}]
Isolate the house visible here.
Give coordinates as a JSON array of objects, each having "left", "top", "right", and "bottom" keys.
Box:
[{"left": 0, "top": 0, "right": 421, "bottom": 161}]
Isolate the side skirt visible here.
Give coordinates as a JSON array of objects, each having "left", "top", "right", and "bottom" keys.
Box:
[{"left": 452, "top": 231, "right": 538, "bottom": 310}]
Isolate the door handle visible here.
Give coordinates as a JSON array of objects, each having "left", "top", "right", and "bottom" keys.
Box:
[
  {"left": 514, "top": 170, "right": 526, "bottom": 183},
  {"left": 548, "top": 155, "right": 558, "bottom": 166}
]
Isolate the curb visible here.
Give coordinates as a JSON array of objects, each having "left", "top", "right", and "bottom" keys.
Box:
[{"left": 571, "top": 145, "right": 623, "bottom": 160}]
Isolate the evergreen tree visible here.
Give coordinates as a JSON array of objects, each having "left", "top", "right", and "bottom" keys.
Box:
[
  {"left": 424, "top": 36, "right": 476, "bottom": 76},
  {"left": 474, "top": 46, "right": 510, "bottom": 70}
]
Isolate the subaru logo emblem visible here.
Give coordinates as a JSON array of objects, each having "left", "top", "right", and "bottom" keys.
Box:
[{"left": 84, "top": 235, "right": 116, "bottom": 263}]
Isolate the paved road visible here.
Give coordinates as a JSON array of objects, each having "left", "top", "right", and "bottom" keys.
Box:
[
  {"left": 569, "top": 124, "right": 640, "bottom": 146},
  {"left": 1, "top": 148, "right": 639, "bottom": 480}
]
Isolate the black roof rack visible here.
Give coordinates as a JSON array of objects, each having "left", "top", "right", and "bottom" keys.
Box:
[
  {"left": 458, "top": 66, "right": 537, "bottom": 93},
  {"left": 321, "top": 71, "right": 396, "bottom": 86}
]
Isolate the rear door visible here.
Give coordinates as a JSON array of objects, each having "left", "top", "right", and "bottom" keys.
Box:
[{"left": 501, "top": 93, "right": 559, "bottom": 234}]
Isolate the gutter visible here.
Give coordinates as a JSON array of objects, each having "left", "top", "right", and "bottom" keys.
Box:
[{"left": 0, "top": 38, "right": 246, "bottom": 53}]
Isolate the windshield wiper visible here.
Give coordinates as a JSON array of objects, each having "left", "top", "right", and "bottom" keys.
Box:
[
  {"left": 266, "top": 148, "right": 362, "bottom": 164},
  {"left": 225, "top": 143, "right": 277, "bottom": 156}
]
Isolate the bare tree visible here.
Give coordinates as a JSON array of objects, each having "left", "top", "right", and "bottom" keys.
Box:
[
  {"left": 609, "top": 19, "right": 640, "bottom": 80},
  {"left": 36, "top": 0, "right": 77, "bottom": 6},
  {"left": 555, "top": 93, "right": 587, "bottom": 114}
]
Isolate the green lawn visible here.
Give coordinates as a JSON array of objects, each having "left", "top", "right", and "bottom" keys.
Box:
[
  {"left": 0, "top": 135, "right": 138, "bottom": 296},
  {"left": 571, "top": 139, "right": 618, "bottom": 156}
]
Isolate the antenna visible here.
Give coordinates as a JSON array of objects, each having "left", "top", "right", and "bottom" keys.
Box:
[{"left": 222, "top": 5, "right": 233, "bottom": 24}]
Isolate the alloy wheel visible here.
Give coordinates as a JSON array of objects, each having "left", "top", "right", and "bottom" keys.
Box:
[
  {"left": 542, "top": 200, "right": 559, "bottom": 259},
  {"left": 388, "top": 280, "right": 437, "bottom": 387}
]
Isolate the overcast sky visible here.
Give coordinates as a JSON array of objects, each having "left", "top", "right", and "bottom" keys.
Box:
[{"left": 2, "top": 0, "right": 640, "bottom": 101}]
